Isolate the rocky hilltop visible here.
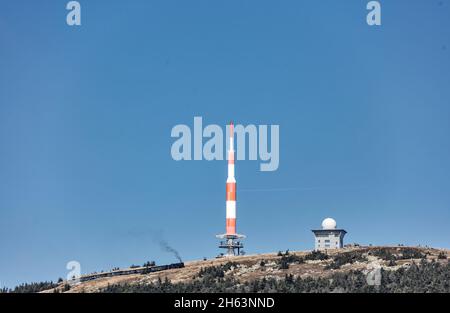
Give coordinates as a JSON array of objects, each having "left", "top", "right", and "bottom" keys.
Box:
[{"left": 40, "top": 246, "right": 449, "bottom": 293}]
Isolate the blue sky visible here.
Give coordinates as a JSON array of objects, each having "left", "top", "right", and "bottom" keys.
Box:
[{"left": 1, "top": 0, "right": 449, "bottom": 288}]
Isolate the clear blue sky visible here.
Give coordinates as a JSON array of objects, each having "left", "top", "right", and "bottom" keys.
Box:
[{"left": 1, "top": 0, "right": 449, "bottom": 288}]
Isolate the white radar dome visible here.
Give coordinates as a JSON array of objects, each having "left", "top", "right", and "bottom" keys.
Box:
[{"left": 322, "top": 218, "right": 337, "bottom": 230}]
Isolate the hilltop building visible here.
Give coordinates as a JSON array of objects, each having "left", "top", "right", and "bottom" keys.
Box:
[{"left": 312, "top": 218, "right": 347, "bottom": 250}]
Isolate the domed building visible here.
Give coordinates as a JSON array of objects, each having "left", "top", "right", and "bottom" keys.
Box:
[{"left": 312, "top": 218, "right": 347, "bottom": 250}]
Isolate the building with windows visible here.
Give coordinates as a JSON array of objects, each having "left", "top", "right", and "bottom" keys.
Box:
[{"left": 312, "top": 218, "right": 347, "bottom": 250}]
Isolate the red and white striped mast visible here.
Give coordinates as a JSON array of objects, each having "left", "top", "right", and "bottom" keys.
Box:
[{"left": 217, "top": 121, "right": 245, "bottom": 256}]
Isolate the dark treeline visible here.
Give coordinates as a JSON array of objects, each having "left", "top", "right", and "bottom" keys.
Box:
[
  {"left": 101, "top": 259, "right": 450, "bottom": 293},
  {"left": 1, "top": 281, "right": 59, "bottom": 293}
]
